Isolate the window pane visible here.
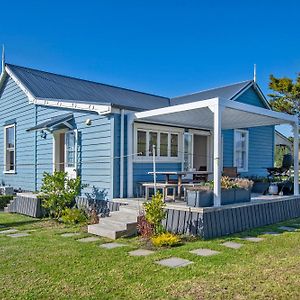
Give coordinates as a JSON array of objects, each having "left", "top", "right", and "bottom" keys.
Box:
[
  {"left": 160, "top": 133, "right": 168, "bottom": 156},
  {"left": 235, "top": 131, "right": 247, "bottom": 170},
  {"left": 149, "top": 132, "right": 157, "bottom": 156},
  {"left": 137, "top": 131, "right": 146, "bottom": 156},
  {"left": 6, "top": 127, "right": 14, "bottom": 148},
  {"left": 184, "top": 133, "right": 192, "bottom": 170},
  {"left": 171, "top": 134, "right": 178, "bottom": 157},
  {"left": 66, "top": 132, "right": 75, "bottom": 168}
]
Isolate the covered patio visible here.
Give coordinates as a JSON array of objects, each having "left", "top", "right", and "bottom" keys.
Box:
[{"left": 127, "top": 97, "right": 299, "bottom": 206}]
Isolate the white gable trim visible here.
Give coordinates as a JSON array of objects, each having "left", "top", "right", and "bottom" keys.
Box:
[
  {"left": 231, "top": 81, "right": 271, "bottom": 109},
  {"left": 5, "top": 66, "right": 36, "bottom": 102},
  {"left": 5, "top": 65, "right": 112, "bottom": 115}
]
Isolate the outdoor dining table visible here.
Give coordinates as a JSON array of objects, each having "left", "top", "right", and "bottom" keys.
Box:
[{"left": 147, "top": 170, "right": 213, "bottom": 197}]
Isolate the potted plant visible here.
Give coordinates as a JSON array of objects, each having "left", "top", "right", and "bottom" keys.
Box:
[{"left": 186, "top": 177, "right": 253, "bottom": 207}]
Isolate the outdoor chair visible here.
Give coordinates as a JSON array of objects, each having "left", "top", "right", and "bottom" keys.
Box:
[{"left": 267, "top": 153, "right": 293, "bottom": 181}]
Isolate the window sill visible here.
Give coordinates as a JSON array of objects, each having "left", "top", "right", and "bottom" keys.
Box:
[{"left": 3, "top": 171, "right": 16, "bottom": 175}]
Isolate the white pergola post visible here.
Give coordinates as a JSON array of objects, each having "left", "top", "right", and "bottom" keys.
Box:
[
  {"left": 211, "top": 101, "right": 223, "bottom": 207},
  {"left": 127, "top": 113, "right": 134, "bottom": 198},
  {"left": 293, "top": 121, "right": 299, "bottom": 195}
]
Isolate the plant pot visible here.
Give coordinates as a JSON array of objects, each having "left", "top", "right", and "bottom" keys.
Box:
[
  {"left": 186, "top": 189, "right": 213, "bottom": 207},
  {"left": 221, "top": 189, "right": 235, "bottom": 205},
  {"left": 252, "top": 182, "right": 269, "bottom": 194},
  {"left": 234, "top": 188, "right": 251, "bottom": 202}
]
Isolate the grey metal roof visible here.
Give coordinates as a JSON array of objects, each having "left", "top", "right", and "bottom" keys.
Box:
[
  {"left": 7, "top": 64, "right": 170, "bottom": 111},
  {"left": 6, "top": 63, "right": 255, "bottom": 111},
  {"left": 171, "top": 80, "right": 253, "bottom": 105},
  {"left": 26, "top": 113, "right": 74, "bottom": 132}
]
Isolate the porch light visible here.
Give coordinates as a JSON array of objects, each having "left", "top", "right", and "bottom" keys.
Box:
[{"left": 40, "top": 130, "right": 47, "bottom": 139}]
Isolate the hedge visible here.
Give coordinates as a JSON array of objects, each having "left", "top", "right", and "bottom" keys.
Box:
[{"left": 0, "top": 195, "right": 14, "bottom": 209}]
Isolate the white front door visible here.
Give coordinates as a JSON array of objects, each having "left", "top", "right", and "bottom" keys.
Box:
[{"left": 64, "top": 130, "right": 77, "bottom": 179}]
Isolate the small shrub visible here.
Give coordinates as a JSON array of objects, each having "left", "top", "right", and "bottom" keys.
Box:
[
  {"left": 151, "top": 232, "right": 181, "bottom": 247},
  {"left": 40, "top": 171, "right": 86, "bottom": 219},
  {"left": 0, "top": 195, "right": 13, "bottom": 209},
  {"left": 61, "top": 208, "right": 87, "bottom": 224},
  {"left": 143, "top": 192, "right": 166, "bottom": 235},
  {"left": 137, "top": 214, "right": 153, "bottom": 238}
]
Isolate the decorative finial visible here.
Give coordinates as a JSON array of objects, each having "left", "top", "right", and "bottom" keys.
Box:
[
  {"left": 253, "top": 64, "right": 257, "bottom": 83},
  {"left": 1, "top": 45, "right": 5, "bottom": 75}
]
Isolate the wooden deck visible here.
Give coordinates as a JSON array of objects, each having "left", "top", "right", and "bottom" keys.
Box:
[{"left": 113, "top": 194, "right": 300, "bottom": 238}]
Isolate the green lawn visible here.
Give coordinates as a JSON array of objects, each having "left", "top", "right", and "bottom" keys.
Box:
[{"left": 0, "top": 213, "right": 300, "bottom": 300}]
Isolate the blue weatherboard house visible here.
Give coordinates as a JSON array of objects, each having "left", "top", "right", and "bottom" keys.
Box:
[{"left": 0, "top": 61, "right": 296, "bottom": 202}]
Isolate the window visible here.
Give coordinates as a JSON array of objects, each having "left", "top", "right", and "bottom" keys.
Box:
[
  {"left": 4, "top": 124, "right": 16, "bottom": 172},
  {"left": 160, "top": 133, "right": 168, "bottom": 157},
  {"left": 136, "top": 127, "right": 180, "bottom": 160},
  {"left": 137, "top": 131, "right": 146, "bottom": 156},
  {"left": 170, "top": 134, "right": 178, "bottom": 157},
  {"left": 234, "top": 129, "right": 248, "bottom": 172},
  {"left": 149, "top": 132, "right": 157, "bottom": 156},
  {"left": 65, "top": 131, "right": 76, "bottom": 168}
]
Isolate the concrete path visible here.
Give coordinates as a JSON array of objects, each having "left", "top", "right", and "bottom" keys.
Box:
[
  {"left": 243, "top": 237, "right": 264, "bottom": 242},
  {"left": 221, "top": 241, "right": 243, "bottom": 249},
  {"left": 129, "top": 249, "right": 154, "bottom": 256},
  {"left": 156, "top": 257, "right": 193, "bottom": 268},
  {"left": 77, "top": 237, "right": 100, "bottom": 243},
  {"left": 190, "top": 248, "right": 220, "bottom": 257},
  {"left": 100, "top": 242, "right": 126, "bottom": 249},
  {"left": 61, "top": 232, "right": 81, "bottom": 237}
]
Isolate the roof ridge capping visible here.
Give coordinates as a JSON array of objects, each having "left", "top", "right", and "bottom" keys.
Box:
[
  {"left": 171, "top": 79, "right": 253, "bottom": 100},
  {"left": 5, "top": 63, "right": 170, "bottom": 101}
]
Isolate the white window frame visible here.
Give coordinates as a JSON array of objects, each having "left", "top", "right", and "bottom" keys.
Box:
[
  {"left": 134, "top": 123, "right": 183, "bottom": 162},
  {"left": 4, "top": 124, "right": 16, "bottom": 174},
  {"left": 233, "top": 129, "right": 249, "bottom": 172}
]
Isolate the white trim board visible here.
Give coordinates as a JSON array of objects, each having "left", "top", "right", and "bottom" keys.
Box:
[{"left": 5, "top": 65, "right": 112, "bottom": 115}]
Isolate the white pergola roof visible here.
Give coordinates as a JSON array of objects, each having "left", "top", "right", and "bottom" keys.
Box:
[
  {"left": 134, "top": 97, "right": 297, "bottom": 130},
  {"left": 133, "top": 97, "right": 299, "bottom": 206}
]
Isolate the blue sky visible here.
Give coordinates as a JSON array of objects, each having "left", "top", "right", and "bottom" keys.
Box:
[{"left": 1, "top": 0, "right": 300, "bottom": 135}]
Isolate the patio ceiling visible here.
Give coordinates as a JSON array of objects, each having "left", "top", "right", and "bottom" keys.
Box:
[{"left": 134, "top": 98, "right": 297, "bottom": 130}]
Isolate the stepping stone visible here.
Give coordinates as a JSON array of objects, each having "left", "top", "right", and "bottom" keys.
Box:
[
  {"left": 156, "top": 257, "right": 193, "bottom": 268},
  {"left": 278, "top": 226, "right": 297, "bottom": 232},
  {"left": 100, "top": 242, "right": 126, "bottom": 249},
  {"left": 61, "top": 232, "right": 81, "bottom": 237},
  {"left": 0, "top": 229, "right": 18, "bottom": 234},
  {"left": 221, "top": 241, "right": 243, "bottom": 249},
  {"left": 190, "top": 248, "right": 220, "bottom": 257},
  {"left": 262, "top": 231, "right": 280, "bottom": 236},
  {"left": 243, "top": 237, "right": 264, "bottom": 242},
  {"left": 129, "top": 249, "right": 154, "bottom": 256},
  {"left": 7, "top": 232, "right": 30, "bottom": 238},
  {"left": 77, "top": 237, "right": 100, "bottom": 243}
]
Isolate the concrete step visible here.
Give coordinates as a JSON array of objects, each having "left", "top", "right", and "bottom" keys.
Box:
[
  {"left": 89, "top": 207, "right": 140, "bottom": 239},
  {"left": 88, "top": 223, "right": 137, "bottom": 239},
  {"left": 118, "top": 207, "right": 141, "bottom": 215},
  {"left": 4, "top": 207, "right": 9, "bottom": 213}
]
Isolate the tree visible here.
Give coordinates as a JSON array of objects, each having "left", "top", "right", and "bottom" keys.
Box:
[{"left": 268, "top": 73, "right": 300, "bottom": 116}]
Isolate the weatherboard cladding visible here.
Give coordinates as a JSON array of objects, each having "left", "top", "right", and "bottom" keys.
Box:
[
  {"left": 0, "top": 77, "right": 36, "bottom": 191},
  {"left": 6, "top": 64, "right": 170, "bottom": 111},
  {"left": 35, "top": 105, "right": 113, "bottom": 198}
]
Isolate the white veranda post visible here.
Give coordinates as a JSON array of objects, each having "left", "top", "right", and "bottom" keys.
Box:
[
  {"left": 293, "top": 121, "right": 299, "bottom": 195},
  {"left": 211, "top": 101, "right": 223, "bottom": 207}
]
